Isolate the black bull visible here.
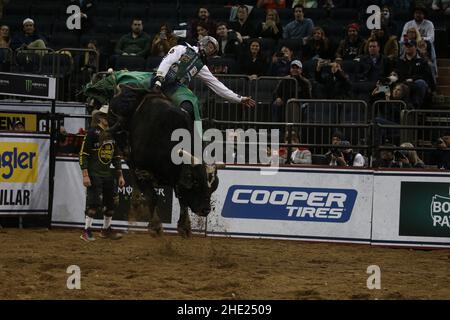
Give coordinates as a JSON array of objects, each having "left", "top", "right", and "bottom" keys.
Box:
[{"left": 107, "top": 86, "right": 221, "bottom": 237}]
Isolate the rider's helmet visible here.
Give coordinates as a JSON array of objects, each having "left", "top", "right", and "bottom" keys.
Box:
[{"left": 198, "top": 36, "right": 219, "bottom": 57}]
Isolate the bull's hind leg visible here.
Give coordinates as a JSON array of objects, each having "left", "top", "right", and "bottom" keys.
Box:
[
  {"left": 149, "top": 205, "right": 164, "bottom": 237},
  {"left": 135, "top": 169, "right": 164, "bottom": 237},
  {"left": 177, "top": 206, "right": 192, "bottom": 238}
]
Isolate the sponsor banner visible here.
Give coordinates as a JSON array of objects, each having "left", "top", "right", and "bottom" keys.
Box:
[
  {"left": 0, "top": 72, "right": 56, "bottom": 100},
  {"left": 0, "top": 101, "right": 86, "bottom": 134},
  {"left": 372, "top": 172, "right": 450, "bottom": 247},
  {"left": 0, "top": 134, "right": 50, "bottom": 214},
  {"left": 0, "top": 112, "right": 37, "bottom": 131},
  {"left": 208, "top": 167, "right": 373, "bottom": 242},
  {"left": 51, "top": 159, "right": 177, "bottom": 228},
  {"left": 222, "top": 185, "right": 357, "bottom": 223},
  {"left": 399, "top": 182, "right": 450, "bottom": 237}
]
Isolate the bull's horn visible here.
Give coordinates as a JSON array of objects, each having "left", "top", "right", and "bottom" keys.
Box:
[
  {"left": 214, "top": 162, "right": 226, "bottom": 170},
  {"left": 178, "top": 149, "right": 201, "bottom": 165}
]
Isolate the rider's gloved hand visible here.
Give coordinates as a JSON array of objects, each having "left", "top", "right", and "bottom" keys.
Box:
[{"left": 152, "top": 76, "right": 164, "bottom": 93}]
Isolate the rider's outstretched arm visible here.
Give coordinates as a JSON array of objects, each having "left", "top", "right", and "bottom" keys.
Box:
[{"left": 197, "top": 67, "right": 256, "bottom": 107}]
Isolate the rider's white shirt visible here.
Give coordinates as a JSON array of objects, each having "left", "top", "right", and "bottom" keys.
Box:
[{"left": 156, "top": 44, "right": 243, "bottom": 103}]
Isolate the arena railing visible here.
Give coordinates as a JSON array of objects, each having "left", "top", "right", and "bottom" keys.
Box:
[
  {"left": 209, "top": 119, "right": 371, "bottom": 166},
  {"left": 373, "top": 110, "right": 450, "bottom": 168},
  {"left": 192, "top": 74, "right": 249, "bottom": 122},
  {"left": 191, "top": 75, "right": 299, "bottom": 124},
  {"left": 2, "top": 48, "right": 99, "bottom": 102},
  {"left": 0, "top": 47, "right": 13, "bottom": 72},
  {"left": 285, "top": 99, "right": 370, "bottom": 155},
  {"left": 54, "top": 48, "right": 99, "bottom": 102},
  {"left": 371, "top": 100, "right": 408, "bottom": 125}
]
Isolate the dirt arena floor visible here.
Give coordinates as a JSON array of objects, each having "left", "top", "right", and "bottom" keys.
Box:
[{"left": 0, "top": 228, "right": 449, "bottom": 300}]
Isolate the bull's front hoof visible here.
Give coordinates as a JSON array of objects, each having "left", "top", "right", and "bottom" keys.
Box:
[
  {"left": 149, "top": 226, "right": 164, "bottom": 237},
  {"left": 177, "top": 227, "right": 192, "bottom": 239}
]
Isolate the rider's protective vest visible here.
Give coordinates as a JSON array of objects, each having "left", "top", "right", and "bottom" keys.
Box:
[{"left": 165, "top": 46, "right": 205, "bottom": 85}]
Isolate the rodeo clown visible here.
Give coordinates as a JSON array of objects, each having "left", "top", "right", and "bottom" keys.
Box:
[
  {"left": 82, "top": 36, "right": 256, "bottom": 136},
  {"left": 79, "top": 105, "right": 126, "bottom": 242}
]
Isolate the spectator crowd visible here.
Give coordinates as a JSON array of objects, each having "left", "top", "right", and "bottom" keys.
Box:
[{"left": 1, "top": 0, "right": 449, "bottom": 169}]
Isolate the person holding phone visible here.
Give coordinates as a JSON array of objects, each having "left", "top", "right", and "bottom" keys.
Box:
[{"left": 150, "top": 23, "right": 178, "bottom": 57}]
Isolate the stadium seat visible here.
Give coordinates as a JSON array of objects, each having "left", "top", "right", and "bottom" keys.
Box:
[
  {"left": 147, "top": 5, "right": 178, "bottom": 21},
  {"left": 303, "top": 8, "right": 327, "bottom": 21},
  {"left": 0, "top": 48, "right": 12, "bottom": 72},
  {"left": 341, "top": 60, "right": 358, "bottom": 80},
  {"left": 3, "top": 0, "right": 31, "bottom": 17},
  {"left": 49, "top": 32, "right": 80, "bottom": 50},
  {"left": 259, "top": 38, "right": 278, "bottom": 56},
  {"left": 249, "top": 7, "right": 265, "bottom": 22},
  {"left": 145, "top": 56, "right": 162, "bottom": 71},
  {"left": 120, "top": 5, "right": 149, "bottom": 22},
  {"left": 209, "top": 7, "right": 231, "bottom": 22},
  {"left": 177, "top": 5, "right": 197, "bottom": 22},
  {"left": 330, "top": 8, "right": 358, "bottom": 20},
  {"left": 30, "top": 2, "right": 62, "bottom": 20},
  {"left": 112, "top": 21, "right": 134, "bottom": 35},
  {"left": 115, "top": 55, "right": 146, "bottom": 71},
  {"left": 322, "top": 24, "right": 346, "bottom": 40},
  {"left": 95, "top": 2, "right": 120, "bottom": 20},
  {"left": 90, "top": 17, "right": 114, "bottom": 34}
]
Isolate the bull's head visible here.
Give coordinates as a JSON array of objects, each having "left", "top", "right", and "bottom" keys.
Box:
[{"left": 176, "top": 150, "right": 224, "bottom": 217}]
